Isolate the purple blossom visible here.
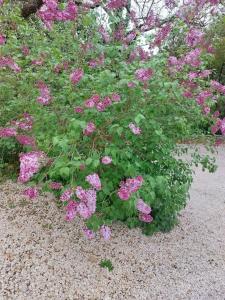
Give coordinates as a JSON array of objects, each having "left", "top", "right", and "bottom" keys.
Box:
[
  {"left": 136, "top": 199, "right": 151, "bottom": 214},
  {"left": 100, "top": 225, "right": 111, "bottom": 240},
  {"left": 36, "top": 81, "right": 52, "bottom": 105},
  {"left": 111, "top": 93, "right": 121, "bottom": 102},
  {"left": 86, "top": 173, "right": 101, "bottom": 191},
  {"left": 0, "top": 56, "right": 21, "bottom": 73},
  {"left": 83, "top": 122, "right": 96, "bottom": 136},
  {"left": 107, "top": 0, "right": 127, "bottom": 10},
  {"left": 0, "top": 34, "right": 6, "bottom": 45},
  {"left": 16, "top": 135, "right": 36, "bottom": 147},
  {"left": 139, "top": 213, "right": 153, "bottom": 223},
  {"left": 129, "top": 123, "right": 141, "bottom": 135},
  {"left": 18, "top": 151, "right": 46, "bottom": 183},
  {"left": 60, "top": 188, "right": 73, "bottom": 201},
  {"left": 65, "top": 200, "right": 77, "bottom": 221},
  {"left": 0, "top": 127, "right": 17, "bottom": 138},
  {"left": 135, "top": 68, "right": 153, "bottom": 82},
  {"left": 118, "top": 176, "right": 143, "bottom": 201},
  {"left": 82, "top": 227, "right": 95, "bottom": 239},
  {"left": 74, "top": 106, "right": 84, "bottom": 114},
  {"left": 70, "top": 68, "right": 84, "bottom": 85},
  {"left": 186, "top": 28, "right": 204, "bottom": 47},
  {"left": 23, "top": 187, "right": 39, "bottom": 200},
  {"left": 101, "top": 156, "right": 112, "bottom": 165}
]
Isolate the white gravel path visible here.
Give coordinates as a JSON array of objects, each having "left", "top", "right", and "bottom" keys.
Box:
[{"left": 0, "top": 146, "right": 225, "bottom": 300}]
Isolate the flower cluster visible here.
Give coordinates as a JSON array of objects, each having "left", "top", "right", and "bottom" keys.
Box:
[
  {"left": 70, "top": 68, "right": 84, "bottom": 85},
  {"left": 38, "top": 0, "right": 78, "bottom": 29},
  {"left": 83, "top": 122, "right": 96, "bottom": 136},
  {"left": 118, "top": 176, "right": 143, "bottom": 200},
  {"left": 36, "top": 81, "right": 52, "bottom": 105},
  {"left": 107, "top": 0, "right": 127, "bottom": 10},
  {"left": 135, "top": 68, "right": 154, "bottom": 82},
  {"left": 23, "top": 187, "right": 39, "bottom": 200},
  {"left": 86, "top": 173, "right": 101, "bottom": 190},
  {"left": 101, "top": 156, "right": 112, "bottom": 165},
  {"left": 186, "top": 28, "right": 204, "bottom": 47},
  {"left": 211, "top": 80, "right": 225, "bottom": 95},
  {"left": 129, "top": 123, "right": 142, "bottom": 135},
  {"left": 18, "top": 151, "right": 46, "bottom": 183},
  {"left": 16, "top": 135, "right": 36, "bottom": 147},
  {"left": 0, "top": 127, "right": 17, "bottom": 138},
  {"left": 136, "top": 199, "right": 153, "bottom": 223},
  {"left": 0, "top": 56, "right": 21, "bottom": 73}
]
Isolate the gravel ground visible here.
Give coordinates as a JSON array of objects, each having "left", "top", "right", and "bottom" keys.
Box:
[{"left": 0, "top": 146, "right": 225, "bottom": 300}]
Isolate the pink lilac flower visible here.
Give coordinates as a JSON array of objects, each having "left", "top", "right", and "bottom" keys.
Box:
[
  {"left": 21, "top": 46, "right": 30, "bottom": 56},
  {"left": 23, "top": 187, "right": 39, "bottom": 200},
  {"left": 139, "top": 213, "right": 153, "bottom": 223},
  {"left": 65, "top": 200, "right": 77, "bottom": 221},
  {"left": 83, "top": 122, "right": 96, "bottom": 136},
  {"left": 74, "top": 106, "right": 84, "bottom": 114},
  {"left": 12, "top": 113, "right": 33, "bottom": 131},
  {"left": 99, "top": 26, "right": 110, "bottom": 43},
  {"left": 0, "top": 127, "right": 17, "bottom": 138},
  {"left": 82, "top": 227, "right": 95, "bottom": 239},
  {"left": 186, "top": 28, "right": 204, "bottom": 47},
  {"left": 129, "top": 123, "right": 141, "bottom": 135},
  {"left": 0, "top": 56, "right": 21, "bottom": 72},
  {"left": 77, "top": 202, "right": 91, "bottom": 219},
  {"left": 85, "top": 189, "right": 97, "bottom": 214},
  {"left": 86, "top": 173, "right": 101, "bottom": 190},
  {"left": 118, "top": 176, "right": 143, "bottom": 200},
  {"left": 111, "top": 93, "right": 121, "bottom": 102},
  {"left": 137, "top": 47, "right": 150, "bottom": 61},
  {"left": 88, "top": 53, "right": 104, "bottom": 68},
  {"left": 199, "top": 70, "right": 211, "bottom": 78},
  {"left": 188, "top": 71, "right": 198, "bottom": 80},
  {"left": 211, "top": 80, "right": 225, "bottom": 95},
  {"left": 213, "top": 111, "right": 220, "bottom": 118},
  {"left": 60, "top": 188, "right": 73, "bottom": 201},
  {"left": 135, "top": 68, "right": 153, "bottom": 82},
  {"left": 84, "top": 98, "right": 96, "bottom": 108},
  {"left": 76, "top": 186, "right": 87, "bottom": 201},
  {"left": 18, "top": 151, "right": 45, "bottom": 183},
  {"left": 36, "top": 81, "right": 52, "bottom": 105},
  {"left": 70, "top": 68, "right": 83, "bottom": 85},
  {"left": 37, "top": 0, "right": 78, "bottom": 29},
  {"left": 214, "top": 139, "right": 223, "bottom": 147},
  {"left": 16, "top": 135, "right": 36, "bottom": 147},
  {"left": 182, "top": 91, "right": 193, "bottom": 98},
  {"left": 100, "top": 225, "right": 111, "bottom": 240},
  {"left": 136, "top": 199, "right": 151, "bottom": 214},
  {"left": 49, "top": 182, "right": 62, "bottom": 190},
  {"left": 196, "top": 90, "right": 212, "bottom": 106},
  {"left": 124, "top": 32, "right": 136, "bottom": 44},
  {"left": 220, "top": 118, "right": 225, "bottom": 135},
  {"left": 107, "top": 0, "right": 127, "bottom": 10},
  {"left": 0, "top": 34, "right": 6, "bottom": 45},
  {"left": 153, "top": 24, "right": 171, "bottom": 47},
  {"left": 184, "top": 48, "right": 201, "bottom": 67},
  {"left": 101, "top": 156, "right": 112, "bottom": 165},
  {"left": 202, "top": 106, "right": 210, "bottom": 115}
]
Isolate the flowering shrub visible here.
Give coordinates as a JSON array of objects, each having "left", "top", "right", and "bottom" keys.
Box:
[{"left": 0, "top": 0, "right": 223, "bottom": 238}]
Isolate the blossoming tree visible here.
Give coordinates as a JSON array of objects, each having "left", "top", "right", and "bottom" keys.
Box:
[{"left": 0, "top": 0, "right": 224, "bottom": 239}]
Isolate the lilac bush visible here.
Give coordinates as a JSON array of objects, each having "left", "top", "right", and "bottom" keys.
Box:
[{"left": 0, "top": 0, "right": 223, "bottom": 238}]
